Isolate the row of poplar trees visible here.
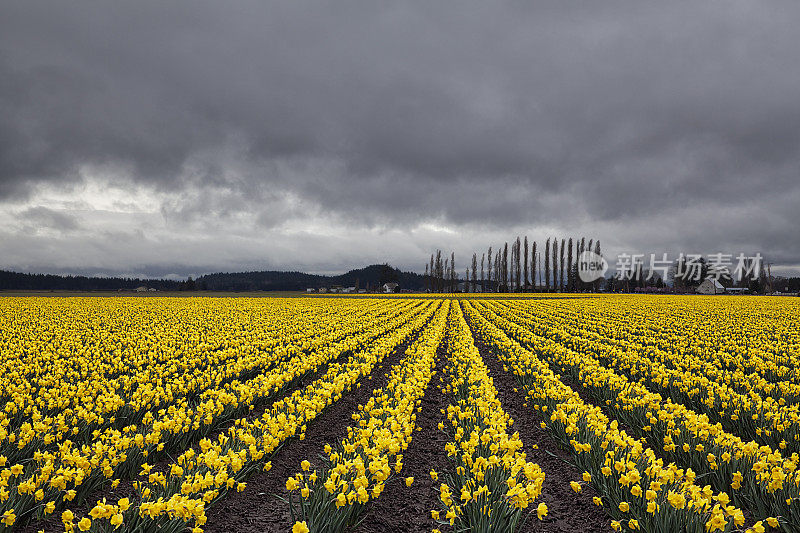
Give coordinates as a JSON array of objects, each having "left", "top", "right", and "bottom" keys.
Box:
[{"left": 424, "top": 236, "right": 601, "bottom": 293}]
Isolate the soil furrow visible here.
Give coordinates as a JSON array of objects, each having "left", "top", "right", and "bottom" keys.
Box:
[
  {"left": 204, "top": 335, "right": 416, "bottom": 533},
  {"left": 474, "top": 336, "right": 609, "bottom": 533},
  {"left": 352, "top": 340, "right": 451, "bottom": 533}
]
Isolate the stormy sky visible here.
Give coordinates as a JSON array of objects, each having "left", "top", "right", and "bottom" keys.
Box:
[{"left": 2, "top": 1, "right": 799, "bottom": 278}]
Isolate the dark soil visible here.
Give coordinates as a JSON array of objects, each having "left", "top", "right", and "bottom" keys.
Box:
[
  {"left": 475, "top": 338, "right": 610, "bottom": 533},
  {"left": 204, "top": 337, "right": 414, "bottom": 533},
  {"left": 352, "top": 340, "right": 451, "bottom": 533}
]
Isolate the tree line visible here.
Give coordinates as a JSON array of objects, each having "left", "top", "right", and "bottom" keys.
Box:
[{"left": 424, "top": 236, "right": 601, "bottom": 293}]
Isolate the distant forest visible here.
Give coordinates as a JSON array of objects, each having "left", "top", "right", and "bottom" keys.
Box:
[
  {"left": 0, "top": 264, "right": 424, "bottom": 292},
  {"left": 0, "top": 271, "right": 184, "bottom": 291}
]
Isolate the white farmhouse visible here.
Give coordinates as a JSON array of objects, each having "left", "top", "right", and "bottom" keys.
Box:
[
  {"left": 382, "top": 282, "right": 399, "bottom": 293},
  {"left": 696, "top": 278, "right": 725, "bottom": 295}
]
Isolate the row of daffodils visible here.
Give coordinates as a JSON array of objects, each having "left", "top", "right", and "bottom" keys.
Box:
[
  {"left": 2, "top": 294, "right": 798, "bottom": 532},
  {"left": 432, "top": 302, "right": 544, "bottom": 532},
  {"left": 478, "top": 299, "right": 800, "bottom": 530},
  {"left": 462, "top": 299, "right": 745, "bottom": 533},
  {"left": 65, "top": 300, "right": 441, "bottom": 533},
  {"left": 0, "top": 298, "right": 433, "bottom": 531},
  {"left": 284, "top": 300, "right": 449, "bottom": 532},
  {"left": 505, "top": 297, "right": 800, "bottom": 453}
]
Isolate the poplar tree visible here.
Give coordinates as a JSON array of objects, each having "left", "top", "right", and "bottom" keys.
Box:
[
  {"left": 471, "top": 253, "right": 478, "bottom": 293},
  {"left": 502, "top": 242, "right": 509, "bottom": 292},
  {"left": 594, "top": 240, "right": 601, "bottom": 292},
  {"left": 544, "top": 238, "right": 550, "bottom": 291},
  {"left": 560, "top": 238, "right": 566, "bottom": 292},
  {"left": 435, "top": 250, "right": 442, "bottom": 292},
  {"left": 552, "top": 238, "right": 558, "bottom": 292},
  {"left": 509, "top": 242, "right": 516, "bottom": 291},
  {"left": 567, "top": 238, "right": 574, "bottom": 292},
  {"left": 531, "top": 241, "right": 537, "bottom": 290},
  {"left": 429, "top": 254, "right": 435, "bottom": 292},
  {"left": 450, "top": 252, "right": 455, "bottom": 292},
  {"left": 487, "top": 246, "right": 493, "bottom": 292},
  {"left": 495, "top": 254, "right": 500, "bottom": 292},
  {"left": 480, "top": 253, "right": 485, "bottom": 292},
  {"left": 492, "top": 252, "right": 500, "bottom": 292},
  {"left": 523, "top": 236, "right": 529, "bottom": 289}
]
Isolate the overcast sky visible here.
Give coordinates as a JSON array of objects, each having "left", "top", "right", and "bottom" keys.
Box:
[{"left": 1, "top": 1, "right": 799, "bottom": 278}]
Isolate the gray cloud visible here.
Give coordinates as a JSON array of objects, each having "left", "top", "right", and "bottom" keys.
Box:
[
  {"left": 18, "top": 206, "right": 81, "bottom": 233},
  {"left": 1, "top": 1, "right": 799, "bottom": 276}
]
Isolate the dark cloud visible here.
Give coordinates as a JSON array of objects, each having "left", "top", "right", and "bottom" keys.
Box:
[{"left": 1, "top": 1, "right": 799, "bottom": 276}]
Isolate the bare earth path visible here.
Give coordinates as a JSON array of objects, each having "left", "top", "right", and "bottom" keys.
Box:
[
  {"left": 204, "top": 336, "right": 416, "bottom": 533},
  {"left": 352, "top": 340, "right": 451, "bottom": 533},
  {"left": 474, "top": 334, "right": 610, "bottom": 533}
]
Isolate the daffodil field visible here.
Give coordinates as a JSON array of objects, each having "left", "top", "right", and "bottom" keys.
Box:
[{"left": 0, "top": 295, "right": 798, "bottom": 533}]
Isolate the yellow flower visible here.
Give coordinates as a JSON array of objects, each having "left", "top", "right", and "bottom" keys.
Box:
[
  {"left": 618, "top": 501, "right": 629, "bottom": 513},
  {"left": 628, "top": 519, "right": 639, "bottom": 530},
  {"left": 593, "top": 496, "right": 602, "bottom": 506},
  {"left": 62, "top": 510, "right": 75, "bottom": 524},
  {"left": 431, "top": 510, "right": 440, "bottom": 520},
  {"left": 335, "top": 493, "right": 347, "bottom": 507},
  {"left": 78, "top": 517, "right": 92, "bottom": 531},
  {"left": 405, "top": 477, "right": 414, "bottom": 487},
  {"left": 766, "top": 517, "right": 779, "bottom": 528},
  {"left": 110, "top": 513, "right": 124, "bottom": 528},
  {"left": 292, "top": 521, "right": 310, "bottom": 533},
  {"left": 118, "top": 498, "right": 130, "bottom": 511},
  {"left": 536, "top": 502, "right": 547, "bottom": 520},
  {"left": 286, "top": 477, "right": 299, "bottom": 491}
]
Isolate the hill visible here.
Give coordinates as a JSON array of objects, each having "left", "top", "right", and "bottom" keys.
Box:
[{"left": 196, "top": 264, "right": 424, "bottom": 291}]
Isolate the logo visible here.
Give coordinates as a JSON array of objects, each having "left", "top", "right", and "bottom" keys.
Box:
[{"left": 578, "top": 250, "right": 608, "bottom": 283}]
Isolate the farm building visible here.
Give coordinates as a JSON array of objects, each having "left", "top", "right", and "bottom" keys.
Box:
[
  {"left": 696, "top": 278, "right": 725, "bottom": 295},
  {"left": 382, "top": 282, "right": 399, "bottom": 293}
]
